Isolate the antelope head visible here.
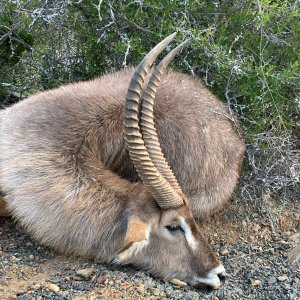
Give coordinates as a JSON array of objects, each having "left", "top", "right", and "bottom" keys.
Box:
[{"left": 118, "top": 33, "right": 226, "bottom": 289}]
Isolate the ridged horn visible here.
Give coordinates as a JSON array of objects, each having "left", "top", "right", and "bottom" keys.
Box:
[
  {"left": 140, "top": 40, "right": 190, "bottom": 194},
  {"left": 124, "top": 33, "right": 184, "bottom": 209}
]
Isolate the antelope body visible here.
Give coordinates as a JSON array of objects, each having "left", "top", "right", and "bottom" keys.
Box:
[{"left": 0, "top": 34, "right": 244, "bottom": 288}]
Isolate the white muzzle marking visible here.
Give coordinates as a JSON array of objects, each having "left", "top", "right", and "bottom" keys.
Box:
[{"left": 195, "top": 264, "right": 226, "bottom": 289}]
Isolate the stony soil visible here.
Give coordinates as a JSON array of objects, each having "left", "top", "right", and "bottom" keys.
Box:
[{"left": 0, "top": 186, "right": 299, "bottom": 300}]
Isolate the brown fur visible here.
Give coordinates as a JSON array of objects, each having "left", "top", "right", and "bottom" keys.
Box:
[
  {"left": 0, "top": 68, "right": 244, "bottom": 286},
  {"left": 0, "top": 196, "right": 10, "bottom": 216}
]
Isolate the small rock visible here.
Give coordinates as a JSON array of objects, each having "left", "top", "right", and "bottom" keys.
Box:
[
  {"left": 250, "top": 279, "right": 261, "bottom": 286},
  {"left": 249, "top": 235, "right": 255, "bottom": 242},
  {"left": 95, "top": 275, "right": 107, "bottom": 284},
  {"left": 219, "top": 245, "right": 229, "bottom": 256},
  {"left": 277, "top": 275, "right": 288, "bottom": 282},
  {"left": 170, "top": 278, "right": 188, "bottom": 287},
  {"left": 184, "top": 292, "right": 198, "bottom": 300},
  {"left": 149, "top": 287, "right": 161, "bottom": 296},
  {"left": 212, "top": 297, "right": 220, "bottom": 300},
  {"left": 120, "top": 283, "right": 132, "bottom": 289},
  {"left": 48, "top": 283, "right": 60, "bottom": 293},
  {"left": 16, "top": 288, "right": 27, "bottom": 296},
  {"left": 72, "top": 296, "right": 88, "bottom": 300},
  {"left": 76, "top": 268, "right": 95, "bottom": 279},
  {"left": 51, "top": 276, "right": 60, "bottom": 284},
  {"left": 28, "top": 254, "right": 34, "bottom": 260},
  {"left": 253, "top": 223, "right": 261, "bottom": 233},
  {"left": 137, "top": 283, "right": 145, "bottom": 294},
  {"left": 73, "top": 275, "right": 83, "bottom": 281},
  {"left": 61, "top": 291, "right": 70, "bottom": 297},
  {"left": 33, "top": 284, "right": 41, "bottom": 290},
  {"left": 268, "top": 277, "right": 276, "bottom": 284}
]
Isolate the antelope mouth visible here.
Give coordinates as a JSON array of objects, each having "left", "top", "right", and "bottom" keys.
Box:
[{"left": 191, "top": 265, "right": 227, "bottom": 289}]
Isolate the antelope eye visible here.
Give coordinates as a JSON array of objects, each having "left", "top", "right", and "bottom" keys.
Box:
[{"left": 166, "top": 224, "right": 184, "bottom": 233}]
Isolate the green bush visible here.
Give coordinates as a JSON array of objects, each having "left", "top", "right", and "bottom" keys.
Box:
[
  {"left": 0, "top": 0, "right": 299, "bottom": 137},
  {"left": 0, "top": 1, "right": 34, "bottom": 98}
]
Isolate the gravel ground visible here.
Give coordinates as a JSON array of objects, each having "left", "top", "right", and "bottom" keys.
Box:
[{"left": 0, "top": 192, "right": 299, "bottom": 300}]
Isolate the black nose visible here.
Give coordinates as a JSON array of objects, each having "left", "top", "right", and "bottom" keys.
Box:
[{"left": 217, "top": 271, "right": 227, "bottom": 283}]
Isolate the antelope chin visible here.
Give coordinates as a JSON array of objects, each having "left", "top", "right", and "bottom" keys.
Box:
[{"left": 191, "top": 265, "right": 226, "bottom": 289}]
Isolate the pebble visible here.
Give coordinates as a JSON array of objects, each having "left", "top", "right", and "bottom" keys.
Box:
[
  {"left": 76, "top": 268, "right": 96, "bottom": 279},
  {"left": 16, "top": 288, "right": 27, "bottom": 296},
  {"left": 73, "top": 275, "right": 83, "bottom": 281},
  {"left": 149, "top": 287, "right": 161, "bottom": 296},
  {"left": 268, "top": 277, "right": 277, "bottom": 284},
  {"left": 253, "top": 223, "right": 261, "bottom": 233},
  {"left": 136, "top": 283, "right": 145, "bottom": 294},
  {"left": 248, "top": 235, "right": 255, "bottom": 242},
  {"left": 61, "top": 291, "right": 70, "bottom": 297},
  {"left": 33, "top": 284, "right": 41, "bottom": 290},
  {"left": 72, "top": 296, "right": 88, "bottom": 300},
  {"left": 120, "top": 283, "right": 132, "bottom": 289},
  {"left": 277, "top": 275, "right": 288, "bottom": 282},
  {"left": 48, "top": 283, "right": 60, "bottom": 293},
  {"left": 95, "top": 275, "right": 108, "bottom": 284},
  {"left": 184, "top": 292, "right": 199, "bottom": 300},
  {"left": 219, "top": 245, "right": 229, "bottom": 255},
  {"left": 170, "top": 278, "right": 187, "bottom": 287},
  {"left": 250, "top": 279, "right": 262, "bottom": 286}
]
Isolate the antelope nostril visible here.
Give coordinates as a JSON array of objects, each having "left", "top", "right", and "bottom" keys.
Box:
[{"left": 217, "top": 271, "right": 227, "bottom": 282}]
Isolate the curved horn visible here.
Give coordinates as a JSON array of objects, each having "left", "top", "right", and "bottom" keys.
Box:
[
  {"left": 124, "top": 33, "right": 184, "bottom": 209},
  {"left": 140, "top": 40, "right": 190, "bottom": 194}
]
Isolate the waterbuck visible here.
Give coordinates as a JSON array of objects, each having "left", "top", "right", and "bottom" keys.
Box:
[{"left": 0, "top": 33, "right": 245, "bottom": 288}]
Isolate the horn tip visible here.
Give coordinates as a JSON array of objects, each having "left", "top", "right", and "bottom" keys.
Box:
[{"left": 164, "top": 32, "right": 177, "bottom": 43}]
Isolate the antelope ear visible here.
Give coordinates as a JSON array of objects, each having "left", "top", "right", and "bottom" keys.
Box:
[
  {"left": 123, "top": 216, "right": 149, "bottom": 249},
  {"left": 116, "top": 216, "right": 150, "bottom": 263}
]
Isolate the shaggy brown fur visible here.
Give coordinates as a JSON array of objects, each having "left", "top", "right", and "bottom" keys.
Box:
[{"left": 0, "top": 68, "right": 244, "bottom": 286}]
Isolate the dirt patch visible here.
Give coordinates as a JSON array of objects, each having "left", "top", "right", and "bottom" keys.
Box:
[{"left": 203, "top": 197, "right": 299, "bottom": 245}]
